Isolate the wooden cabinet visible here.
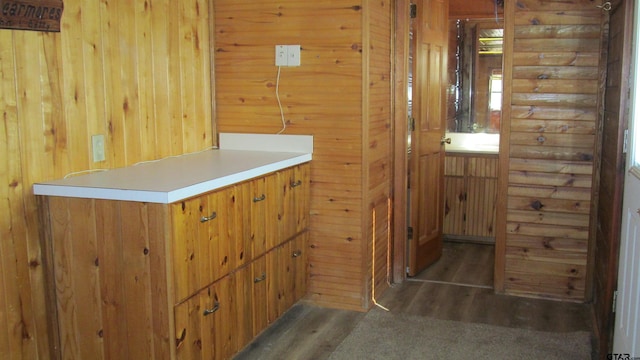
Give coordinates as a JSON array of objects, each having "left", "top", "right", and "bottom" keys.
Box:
[
  {"left": 39, "top": 163, "right": 310, "bottom": 360},
  {"left": 443, "top": 153, "right": 498, "bottom": 242}
]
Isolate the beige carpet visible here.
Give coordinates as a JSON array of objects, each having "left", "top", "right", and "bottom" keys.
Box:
[{"left": 329, "top": 307, "right": 592, "bottom": 360}]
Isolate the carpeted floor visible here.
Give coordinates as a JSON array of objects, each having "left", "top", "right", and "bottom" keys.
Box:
[{"left": 329, "top": 307, "right": 592, "bottom": 360}]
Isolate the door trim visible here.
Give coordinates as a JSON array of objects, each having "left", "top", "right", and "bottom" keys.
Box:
[{"left": 392, "top": 0, "right": 411, "bottom": 283}]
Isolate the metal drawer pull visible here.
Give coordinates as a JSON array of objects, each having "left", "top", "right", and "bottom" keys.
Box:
[
  {"left": 292, "top": 250, "right": 302, "bottom": 258},
  {"left": 203, "top": 301, "right": 220, "bottom": 316},
  {"left": 253, "top": 194, "right": 266, "bottom": 203},
  {"left": 254, "top": 272, "right": 267, "bottom": 283},
  {"left": 200, "top": 212, "right": 217, "bottom": 223},
  {"left": 290, "top": 180, "right": 302, "bottom": 188}
]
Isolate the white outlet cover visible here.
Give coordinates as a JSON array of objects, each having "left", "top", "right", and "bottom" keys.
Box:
[
  {"left": 92, "top": 134, "right": 106, "bottom": 162},
  {"left": 275, "top": 45, "right": 288, "bottom": 66}
]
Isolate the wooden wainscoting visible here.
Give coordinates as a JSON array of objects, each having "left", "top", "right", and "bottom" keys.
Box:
[{"left": 444, "top": 153, "right": 498, "bottom": 242}]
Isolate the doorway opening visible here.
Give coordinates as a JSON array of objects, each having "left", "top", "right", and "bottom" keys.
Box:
[{"left": 404, "top": 1, "right": 503, "bottom": 289}]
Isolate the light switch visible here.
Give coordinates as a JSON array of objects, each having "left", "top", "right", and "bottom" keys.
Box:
[{"left": 287, "top": 45, "right": 300, "bottom": 66}]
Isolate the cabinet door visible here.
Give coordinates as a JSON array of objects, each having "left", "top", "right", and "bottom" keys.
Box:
[
  {"left": 174, "top": 276, "right": 234, "bottom": 360},
  {"left": 172, "top": 187, "right": 236, "bottom": 303},
  {"left": 280, "top": 164, "right": 310, "bottom": 241}
]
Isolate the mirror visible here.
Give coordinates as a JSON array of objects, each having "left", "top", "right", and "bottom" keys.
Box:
[{"left": 447, "top": 19, "right": 503, "bottom": 133}]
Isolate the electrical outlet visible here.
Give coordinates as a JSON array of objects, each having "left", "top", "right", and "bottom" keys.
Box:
[
  {"left": 92, "top": 134, "right": 105, "bottom": 162},
  {"left": 275, "top": 45, "right": 288, "bottom": 66},
  {"left": 275, "top": 45, "right": 301, "bottom": 66}
]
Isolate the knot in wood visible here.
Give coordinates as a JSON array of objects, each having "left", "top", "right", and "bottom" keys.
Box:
[{"left": 530, "top": 200, "right": 544, "bottom": 211}]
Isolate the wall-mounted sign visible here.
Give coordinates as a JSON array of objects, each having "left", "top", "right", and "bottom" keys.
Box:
[{"left": 1, "top": 0, "right": 63, "bottom": 32}]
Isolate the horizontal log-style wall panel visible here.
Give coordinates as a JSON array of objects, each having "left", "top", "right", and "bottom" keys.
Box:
[
  {"left": 214, "top": 0, "right": 392, "bottom": 311},
  {"left": 0, "top": 1, "right": 214, "bottom": 358},
  {"left": 499, "top": 0, "right": 603, "bottom": 301}
]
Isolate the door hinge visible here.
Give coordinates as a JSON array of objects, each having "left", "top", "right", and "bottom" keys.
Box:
[
  {"left": 409, "top": 116, "right": 415, "bottom": 132},
  {"left": 407, "top": 226, "right": 413, "bottom": 239},
  {"left": 613, "top": 290, "right": 618, "bottom": 313},
  {"left": 410, "top": 3, "right": 417, "bottom": 19},
  {"left": 623, "top": 129, "right": 629, "bottom": 154}
]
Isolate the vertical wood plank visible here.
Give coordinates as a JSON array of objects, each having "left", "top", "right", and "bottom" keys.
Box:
[
  {"left": 135, "top": 0, "right": 156, "bottom": 160},
  {"left": 67, "top": 198, "right": 103, "bottom": 359},
  {"left": 95, "top": 200, "right": 128, "bottom": 360},
  {"left": 147, "top": 203, "right": 173, "bottom": 358},
  {"left": 49, "top": 197, "right": 81, "bottom": 359},
  {"left": 120, "top": 202, "right": 153, "bottom": 359}
]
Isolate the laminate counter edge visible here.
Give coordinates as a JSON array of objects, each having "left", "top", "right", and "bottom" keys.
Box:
[{"left": 33, "top": 133, "right": 313, "bottom": 204}]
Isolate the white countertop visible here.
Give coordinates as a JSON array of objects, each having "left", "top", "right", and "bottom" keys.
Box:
[
  {"left": 33, "top": 133, "right": 313, "bottom": 204},
  {"left": 445, "top": 133, "right": 499, "bottom": 155}
]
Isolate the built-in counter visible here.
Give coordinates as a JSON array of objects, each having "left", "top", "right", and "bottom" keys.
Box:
[
  {"left": 34, "top": 133, "right": 313, "bottom": 360},
  {"left": 33, "top": 133, "right": 313, "bottom": 202},
  {"left": 443, "top": 132, "right": 498, "bottom": 243},
  {"left": 444, "top": 132, "right": 499, "bottom": 154}
]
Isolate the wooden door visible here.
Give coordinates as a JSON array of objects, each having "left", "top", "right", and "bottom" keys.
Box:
[
  {"left": 595, "top": 0, "right": 632, "bottom": 355},
  {"left": 613, "top": 172, "right": 640, "bottom": 357},
  {"left": 613, "top": 2, "right": 640, "bottom": 355},
  {"left": 408, "top": 0, "right": 448, "bottom": 276}
]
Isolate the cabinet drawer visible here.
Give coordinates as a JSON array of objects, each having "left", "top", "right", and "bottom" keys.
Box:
[
  {"left": 288, "top": 232, "right": 309, "bottom": 305},
  {"left": 172, "top": 185, "right": 241, "bottom": 302},
  {"left": 279, "top": 164, "right": 310, "bottom": 241},
  {"left": 245, "top": 173, "right": 279, "bottom": 258},
  {"left": 174, "top": 276, "right": 235, "bottom": 360},
  {"left": 266, "top": 232, "right": 309, "bottom": 323}
]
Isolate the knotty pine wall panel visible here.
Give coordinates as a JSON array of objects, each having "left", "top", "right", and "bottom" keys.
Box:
[
  {"left": 498, "top": 0, "right": 603, "bottom": 301},
  {"left": 0, "top": 1, "right": 213, "bottom": 358},
  {"left": 366, "top": 0, "right": 393, "bottom": 306},
  {"left": 214, "top": 0, "right": 392, "bottom": 311}
]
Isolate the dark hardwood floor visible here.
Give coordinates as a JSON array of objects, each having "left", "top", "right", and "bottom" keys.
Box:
[
  {"left": 412, "top": 241, "right": 494, "bottom": 288},
  {"left": 234, "top": 241, "right": 593, "bottom": 360}
]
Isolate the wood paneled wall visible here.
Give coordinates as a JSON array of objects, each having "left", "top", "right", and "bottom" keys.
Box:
[
  {"left": 366, "top": 0, "right": 393, "bottom": 306},
  {"left": 214, "top": 0, "right": 393, "bottom": 311},
  {"left": 0, "top": 1, "right": 214, "bottom": 358},
  {"left": 497, "top": 0, "right": 604, "bottom": 301}
]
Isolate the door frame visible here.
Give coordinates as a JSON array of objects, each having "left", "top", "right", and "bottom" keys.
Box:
[
  {"left": 392, "top": 0, "right": 411, "bottom": 282},
  {"left": 613, "top": 0, "right": 640, "bottom": 354}
]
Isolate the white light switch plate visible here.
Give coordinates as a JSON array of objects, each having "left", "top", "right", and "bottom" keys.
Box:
[{"left": 287, "top": 45, "right": 300, "bottom": 66}]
